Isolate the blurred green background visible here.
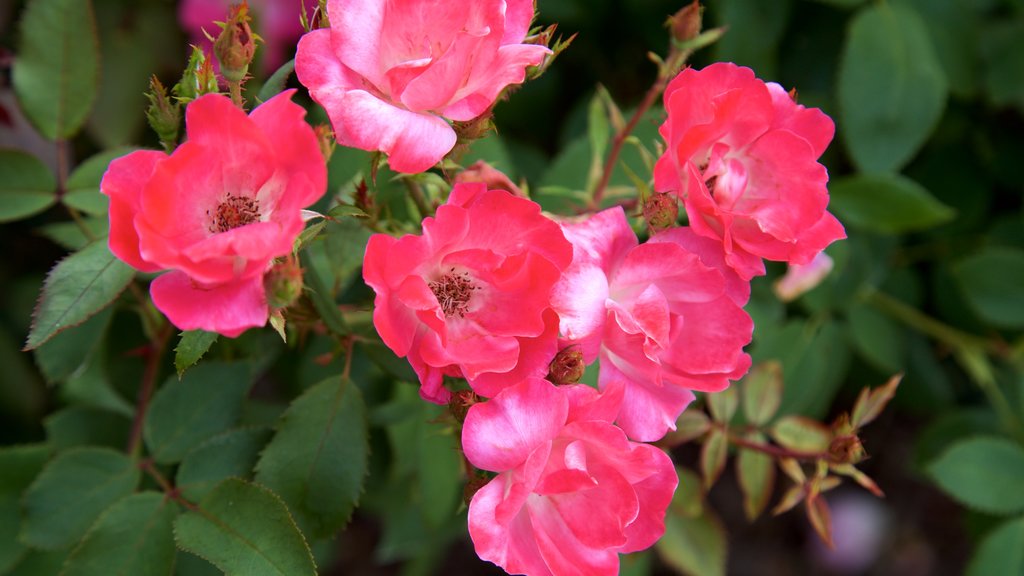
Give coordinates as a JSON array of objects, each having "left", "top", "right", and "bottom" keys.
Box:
[{"left": 2, "top": 0, "right": 1024, "bottom": 575}]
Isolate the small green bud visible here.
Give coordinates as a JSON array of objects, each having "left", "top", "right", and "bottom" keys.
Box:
[{"left": 214, "top": 1, "right": 257, "bottom": 84}]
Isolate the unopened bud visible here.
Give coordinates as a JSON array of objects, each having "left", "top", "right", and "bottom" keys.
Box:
[
  {"left": 174, "top": 46, "right": 219, "bottom": 103},
  {"left": 214, "top": 2, "right": 257, "bottom": 84},
  {"left": 463, "top": 473, "right": 491, "bottom": 506},
  {"left": 547, "top": 345, "right": 585, "bottom": 385},
  {"left": 448, "top": 389, "right": 479, "bottom": 424},
  {"left": 643, "top": 192, "right": 679, "bottom": 232},
  {"left": 263, "top": 256, "right": 304, "bottom": 310},
  {"left": 668, "top": 1, "right": 703, "bottom": 44},
  {"left": 145, "top": 76, "right": 180, "bottom": 150},
  {"left": 828, "top": 434, "right": 864, "bottom": 464}
]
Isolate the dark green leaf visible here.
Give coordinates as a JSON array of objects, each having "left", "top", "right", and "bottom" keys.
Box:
[
  {"left": 256, "top": 60, "right": 295, "bottom": 103},
  {"left": 966, "top": 516, "right": 1024, "bottom": 576},
  {"left": 59, "top": 344, "right": 134, "bottom": 417},
  {"left": 20, "top": 447, "right": 139, "bottom": 550},
  {"left": 847, "top": 300, "right": 906, "bottom": 373},
  {"left": 979, "top": 20, "right": 1024, "bottom": 112},
  {"left": 8, "top": 550, "right": 68, "bottom": 576},
  {"left": 712, "top": 0, "right": 792, "bottom": 79},
  {"left": 829, "top": 173, "right": 955, "bottom": 234},
  {"left": 63, "top": 148, "right": 136, "bottom": 216},
  {"left": 953, "top": 247, "right": 1024, "bottom": 329},
  {"left": 36, "top": 218, "right": 108, "bottom": 251},
  {"left": 0, "top": 149, "right": 57, "bottom": 222},
  {"left": 44, "top": 406, "right": 132, "bottom": 451},
  {"left": 62, "top": 492, "right": 177, "bottom": 576},
  {"left": 928, "top": 436, "right": 1024, "bottom": 515},
  {"left": 838, "top": 3, "right": 947, "bottom": 173},
  {"left": 173, "top": 331, "right": 219, "bottom": 378},
  {"left": 143, "top": 362, "right": 252, "bottom": 464},
  {"left": 24, "top": 240, "right": 135, "bottom": 350},
  {"left": 900, "top": 0, "right": 981, "bottom": 99},
  {"left": 12, "top": 0, "right": 100, "bottom": 140},
  {"left": 255, "top": 377, "right": 368, "bottom": 538},
  {"left": 176, "top": 428, "right": 272, "bottom": 501},
  {"left": 173, "top": 479, "right": 316, "bottom": 576},
  {"left": 0, "top": 444, "right": 50, "bottom": 573},
  {"left": 33, "top": 306, "right": 112, "bottom": 384}
]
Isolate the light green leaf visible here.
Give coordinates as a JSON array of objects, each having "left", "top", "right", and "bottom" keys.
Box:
[
  {"left": 656, "top": 507, "right": 727, "bottom": 576},
  {"left": 769, "top": 416, "right": 832, "bottom": 454},
  {"left": 255, "top": 378, "right": 368, "bottom": 538},
  {"left": 36, "top": 218, "right": 108, "bottom": 251},
  {"left": 586, "top": 88, "right": 610, "bottom": 192},
  {"left": 736, "top": 433, "right": 775, "bottom": 521},
  {"left": 173, "top": 331, "right": 219, "bottom": 378},
  {"left": 0, "top": 444, "right": 50, "bottom": 573},
  {"left": 62, "top": 492, "right": 178, "bottom": 576},
  {"left": 700, "top": 429, "right": 728, "bottom": 491},
  {"left": 143, "top": 362, "right": 252, "bottom": 464},
  {"left": 966, "top": 516, "right": 1024, "bottom": 576},
  {"left": 63, "top": 148, "right": 136, "bottom": 216},
  {"left": 953, "top": 247, "right": 1024, "bottom": 329},
  {"left": 176, "top": 428, "right": 272, "bottom": 501},
  {"left": 928, "top": 436, "right": 1024, "bottom": 515},
  {"left": 173, "top": 479, "right": 316, "bottom": 576},
  {"left": 707, "top": 385, "right": 738, "bottom": 424},
  {"left": 12, "top": 0, "right": 100, "bottom": 140},
  {"left": 829, "top": 173, "right": 955, "bottom": 234},
  {"left": 838, "top": 3, "right": 947, "bottom": 173},
  {"left": 20, "top": 447, "right": 139, "bottom": 550},
  {"left": 0, "top": 149, "right": 57, "bottom": 222},
  {"left": 741, "top": 361, "right": 783, "bottom": 427},
  {"left": 24, "top": 240, "right": 135, "bottom": 350}
]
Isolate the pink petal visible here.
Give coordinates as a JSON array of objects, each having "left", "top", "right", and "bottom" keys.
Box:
[
  {"left": 469, "top": 477, "right": 554, "bottom": 576},
  {"left": 248, "top": 90, "right": 327, "bottom": 206},
  {"left": 648, "top": 227, "right": 750, "bottom": 305},
  {"left": 468, "top": 309, "right": 561, "bottom": 398},
  {"left": 528, "top": 500, "right": 621, "bottom": 576},
  {"left": 565, "top": 380, "right": 624, "bottom": 424},
  {"left": 441, "top": 44, "right": 550, "bottom": 121},
  {"left": 600, "top": 357, "right": 696, "bottom": 442},
  {"left": 150, "top": 271, "right": 268, "bottom": 338},
  {"left": 766, "top": 81, "right": 835, "bottom": 158},
  {"left": 102, "top": 150, "right": 165, "bottom": 273},
  {"left": 327, "top": 0, "right": 387, "bottom": 89},
  {"left": 502, "top": 0, "right": 536, "bottom": 44}
]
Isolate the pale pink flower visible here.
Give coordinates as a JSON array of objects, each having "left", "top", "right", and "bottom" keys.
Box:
[
  {"left": 362, "top": 183, "right": 573, "bottom": 403},
  {"left": 552, "top": 207, "right": 753, "bottom": 442},
  {"left": 102, "top": 91, "right": 326, "bottom": 337},
  {"left": 179, "top": 0, "right": 318, "bottom": 73},
  {"left": 463, "top": 378, "right": 677, "bottom": 576},
  {"left": 654, "top": 62, "right": 845, "bottom": 280},
  {"left": 774, "top": 251, "right": 834, "bottom": 302},
  {"left": 294, "top": 0, "right": 549, "bottom": 173}
]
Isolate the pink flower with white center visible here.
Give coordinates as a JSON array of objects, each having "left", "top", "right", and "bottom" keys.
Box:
[
  {"left": 294, "top": 0, "right": 549, "bottom": 173},
  {"left": 101, "top": 91, "right": 326, "bottom": 337},
  {"left": 179, "top": 0, "right": 318, "bottom": 73},
  {"left": 551, "top": 207, "right": 753, "bottom": 442},
  {"left": 463, "top": 377, "right": 677, "bottom": 576},
  {"left": 362, "top": 183, "right": 573, "bottom": 403},
  {"left": 654, "top": 62, "right": 846, "bottom": 280}
]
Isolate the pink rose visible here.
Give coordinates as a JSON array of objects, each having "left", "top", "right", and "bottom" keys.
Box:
[
  {"left": 774, "top": 251, "right": 835, "bottom": 302},
  {"left": 101, "top": 91, "right": 326, "bottom": 337},
  {"left": 463, "top": 378, "right": 677, "bottom": 576},
  {"left": 654, "top": 62, "right": 846, "bottom": 280},
  {"left": 294, "top": 0, "right": 549, "bottom": 173},
  {"left": 552, "top": 208, "right": 753, "bottom": 442},
  {"left": 362, "top": 183, "right": 573, "bottom": 403},
  {"left": 179, "top": 0, "right": 318, "bottom": 73}
]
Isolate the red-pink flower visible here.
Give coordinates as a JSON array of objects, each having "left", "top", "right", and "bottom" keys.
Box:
[
  {"left": 102, "top": 91, "right": 326, "bottom": 337},
  {"left": 463, "top": 378, "right": 677, "bottom": 576},
  {"left": 552, "top": 208, "right": 752, "bottom": 442},
  {"left": 179, "top": 0, "right": 318, "bottom": 73},
  {"left": 654, "top": 62, "right": 845, "bottom": 280},
  {"left": 294, "top": 0, "right": 549, "bottom": 173},
  {"left": 362, "top": 183, "right": 572, "bottom": 403}
]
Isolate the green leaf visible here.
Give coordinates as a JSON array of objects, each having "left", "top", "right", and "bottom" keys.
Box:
[
  {"left": 176, "top": 428, "right": 272, "bottom": 502},
  {"left": 63, "top": 148, "right": 136, "bottom": 216},
  {"left": 847, "top": 300, "right": 906, "bottom": 373},
  {"left": 24, "top": 240, "right": 135, "bottom": 350},
  {"left": 979, "top": 20, "right": 1024, "bottom": 112},
  {"left": 656, "top": 507, "right": 727, "bottom": 576},
  {"left": 62, "top": 492, "right": 177, "bottom": 576},
  {"left": 173, "top": 479, "right": 316, "bottom": 576},
  {"left": 20, "top": 447, "right": 139, "bottom": 550},
  {"left": 143, "top": 362, "right": 252, "bottom": 464},
  {"left": 255, "top": 377, "right": 368, "bottom": 538},
  {"left": 741, "top": 361, "right": 783, "bottom": 426},
  {"left": 670, "top": 467, "right": 704, "bottom": 519},
  {"left": 59, "top": 343, "right": 134, "bottom": 417},
  {"left": 12, "top": 0, "right": 100, "bottom": 140},
  {"left": 33, "top": 306, "right": 112, "bottom": 384},
  {"left": 174, "top": 331, "right": 219, "bottom": 378},
  {"left": 44, "top": 406, "right": 132, "bottom": 451},
  {"left": 8, "top": 550, "right": 69, "bottom": 576},
  {"left": 706, "top": 385, "right": 738, "bottom": 424},
  {"left": 736, "top": 433, "right": 775, "bottom": 521},
  {"left": 769, "top": 416, "right": 831, "bottom": 454},
  {"left": 927, "top": 436, "right": 1024, "bottom": 515},
  {"left": 37, "top": 218, "right": 108, "bottom": 251},
  {"left": 0, "top": 444, "right": 50, "bottom": 573},
  {"left": 0, "top": 149, "right": 57, "bottom": 222},
  {"left": 700, "top": 428, "right": 728, "bottom": 491},
  {"left": 953, "top": 247, "right": 1024, "bottom": 329},
  {"left": 257, "top": 60, "right": 295, "bottom": 103},
  {"left": 838, "top": 2, "right": 947, "bottom": 173},
  {"left": 966, "top": 516, "right": 1024, "bottom": 576},
  {"left": 829, "top": 173, "right": 955, "bottom": 234},
  {"left": 586, "top": 88, "right": 610, "bottom": 192},
  {"left": 712, "top": 0, "right": 792, "bottom": 79}
]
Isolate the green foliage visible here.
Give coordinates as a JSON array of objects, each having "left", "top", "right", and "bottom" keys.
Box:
[
  {"left": 173, "top": 479, "right": 317, "bottom": 576},
  {"left": 12, "top": 0, "right": 100, "bottom": 140},
  {"left": 0, "top": 149, "right": 57, "bottom": 223},
  {"left": 176, "top": 428, "right": 272, "bottom": 501},
  {"left": 24, "top": 241, "right": 135, "bottom": 350},
  {"left": 927, "top": 436, "right": 1024, "bottom": 515},
  {"left": 173, "top": 330, "right": 219, "bottom": 378},
  {"left": 0, "top": 444, "right": 50, "bottom": 573},
  {"left": 828, "top": 174, "right": 955, "bottom": 234},
  {"left": 62, "top": 148, "right": 136, "bottom": 216},
  {"left": 954, "top": 247, "right": 1024, "bottom": 329},
  {"left": 966, "top": 516, "right": 1024, "bottom": 576},
  {"left": 255, "top": 377, "right": 368, "bottom": 538}
]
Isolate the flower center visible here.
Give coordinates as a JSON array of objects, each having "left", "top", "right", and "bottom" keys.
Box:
[
  {"left": 208, "top": 194, "right": 261, "bottom": 233},
  {"left": 429, "top": 270, "right": 478, "bottom": 318}
]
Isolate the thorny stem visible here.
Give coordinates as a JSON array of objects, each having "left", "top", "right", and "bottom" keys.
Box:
[
  {"left": 127, "top": 324, "right": 173, "bottom": 458},
  {"left": 140, "top": 458, "right": 198, "bottom": 510},
  {"left": 228, "top": 81, "right": 244, "bottom": 108}
]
